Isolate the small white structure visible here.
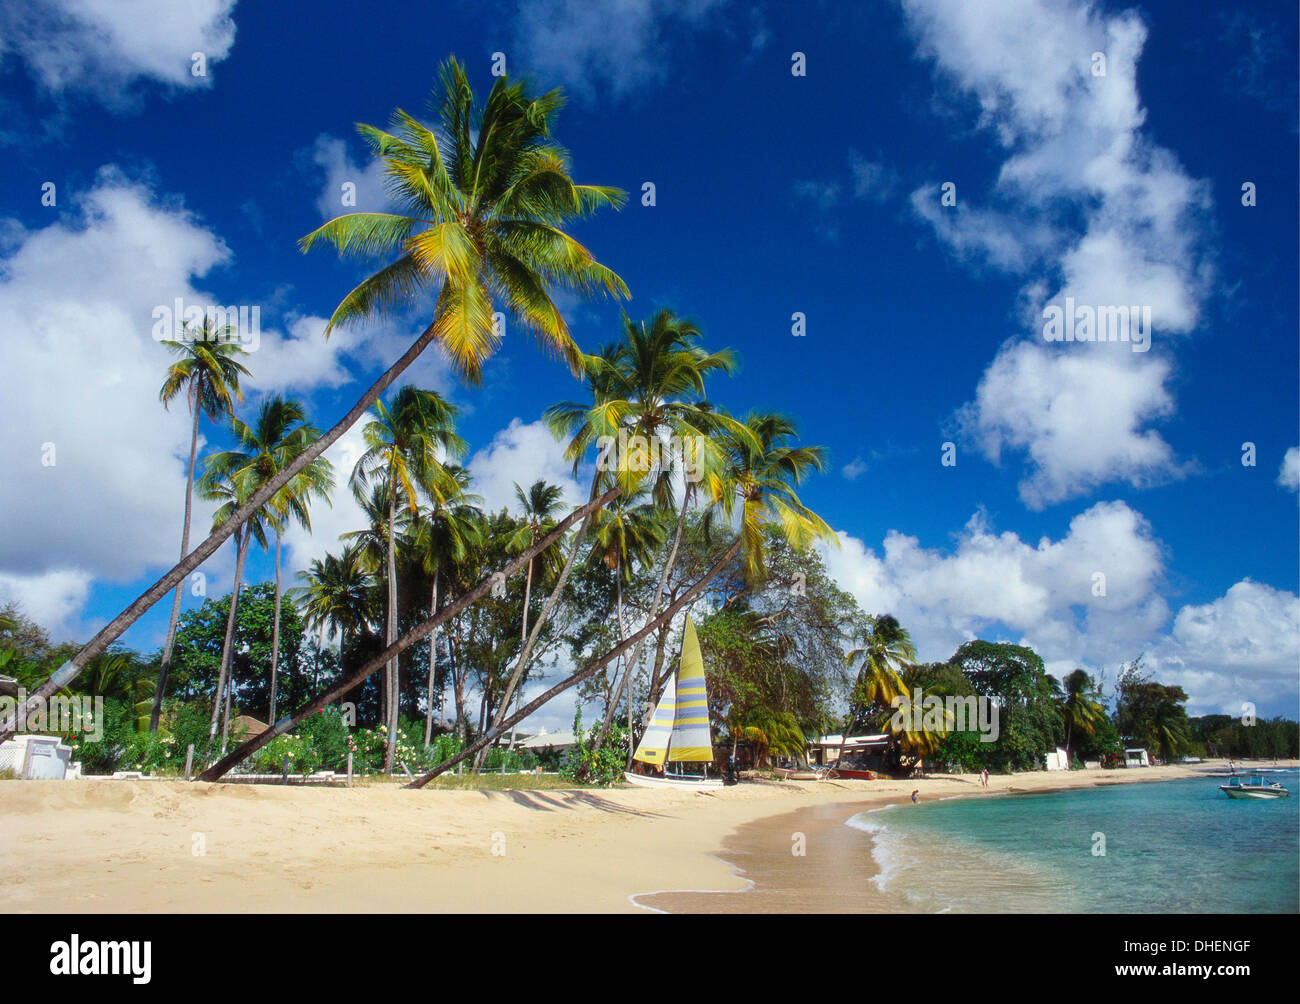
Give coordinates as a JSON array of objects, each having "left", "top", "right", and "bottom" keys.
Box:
[
  {"left": 0, "top": 734, "right": 75, "bottom": 779},
  {"left": 518, "top": 729, "right": 577, "bottom": 751},
  {"left": 1044, "top": 747, "right": 1070, "bottom": 771},
  {"left": 1124, "top": 747, "right": 1150, "bottom": 767}
]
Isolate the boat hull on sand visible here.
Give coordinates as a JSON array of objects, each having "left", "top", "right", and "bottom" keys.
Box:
[
  {"left": 623, "top": 771, "right": 725, "bottom": 789},
  {"left": 774, "top": 767, "right": 826, "bottom": 780}
]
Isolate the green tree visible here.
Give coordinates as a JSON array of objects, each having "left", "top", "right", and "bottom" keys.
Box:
[
  {"left": 6, "top": 55, "right": 628, "bottom": 748},
  {"left": 204, "top": 396, "right": 335, "bottom": 725},
  {"left": 152, "top": 322, "right": 251, "bottom": 731},
  {"left": 350, "top": 386, "right": 463, "bottom": 771}
]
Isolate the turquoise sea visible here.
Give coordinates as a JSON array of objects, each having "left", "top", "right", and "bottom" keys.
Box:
[{"left": 848, "top": 771, "right": 1299, "bottom": 913}]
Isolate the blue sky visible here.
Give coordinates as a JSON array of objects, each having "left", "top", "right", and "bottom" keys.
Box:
[{"left": 0, "top": 0, "right": 1296, "bottom": 725}]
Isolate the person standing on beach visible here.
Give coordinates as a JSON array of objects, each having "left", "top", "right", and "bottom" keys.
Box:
[{"left": 910, "top": 789, "right": 919, "bottom": 803}]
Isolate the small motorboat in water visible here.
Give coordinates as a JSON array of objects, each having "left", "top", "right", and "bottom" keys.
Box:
[{"left": 1219, "top": 774, "right": 1290, "bottom": 799}]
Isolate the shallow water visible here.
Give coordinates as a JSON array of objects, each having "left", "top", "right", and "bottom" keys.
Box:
[{"left": 852, "top": 772, "right": 1299, "bottom": 913}]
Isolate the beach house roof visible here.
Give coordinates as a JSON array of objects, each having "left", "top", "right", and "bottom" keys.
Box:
[
  {"left": 519, "top": 730, "right": 577, "bottom": 750},
  {"left": 809, "top": 734, "right": 889, "bottom": 748}
]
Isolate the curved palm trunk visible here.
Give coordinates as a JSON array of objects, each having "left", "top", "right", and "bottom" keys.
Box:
[
  {"left": 197, "top": 487, "right": 620, "bottom": 781},
  {"left": 208, "top": 528, "right": 251, "bottom": 742},
  {"left": 151, "top": 396, "right": 202, "bottom": 732},
  {"left": 3, "top": 315, "right": 445, "bottom": 744},
  {"left": 268, "top": 529, "right": 283, "bottom": 723},
  {"left": 423, "top": 570, "right": 439, "bottom": 748},
  {"left": 405, "top": 535, "right": 743, "bottom": 788},
  {"left": 384, "top": 492, "right": 399, "bottom": 773}
]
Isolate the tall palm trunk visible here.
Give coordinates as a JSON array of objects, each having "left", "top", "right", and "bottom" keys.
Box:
[
  {"left": 208, "top": 528, "right": 251, "bottom": 742},
  {"left": 268, "top": 529, "right": 283, "bottom": 723},
  {"left": 424, "top": 569, "right": 440, "bottom": 747},
  {"left": 384, "top": 491, "right": 399, "bottom": 773},
  {"left": 316, "top": 622, "right": 326, "bottom": 689},
  {"left": 4, "top": 315, "right": 446, "bottom": 745},
  {"left": 452, "top": 612, "right": 467, "bottom": 743},
  {"left": 151, "top": 394, "right": 202, "bottom": 732}
]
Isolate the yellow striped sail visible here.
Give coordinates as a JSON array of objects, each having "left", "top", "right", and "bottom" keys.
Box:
[
  {"left": 631, "top": 672, "right": 675, "bottom": 765},
  {"left": 668, "top": 616, "right": 712, "bottom": 762}
]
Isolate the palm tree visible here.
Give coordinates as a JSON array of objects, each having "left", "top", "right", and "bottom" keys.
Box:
[
  {"left": 843, "top": 614, "right": 916, "bottom": 771},
  {"left": 727, "top": 706, "right": 806, "bottom": 768},
  {"left": 586, "top": 489, "right": 666, "bottom": 750},
  {"left": 1057, "top": 668, "right": 1105, "bottom": 755},
  {"left": 845, "top": 614, "right": 915, "bottom": 713},
  {"left": 875, "top": 662, "right": 951, "bottom": 766},
  {"left": 201, "top": 397, "right": 335, "bottom": 727},
  {"left": 409, "top": 465, "right": 482, "bottom": 746},
  {"left": 151, "top": 324, "right": 251, "bottom": 732},
  {"left": 197, "top": 467, "right": 269, "bottom": 748},
  {"left": 293, "top": 544, "right": 373, "bottom": 688},
  {"left": 517, "top": 311, "right": 745, "bottom": 755},
  {"left": 403, "top": 410, "right": 834, "bottom": 787},
  {"left": 490, "top": 480, "right": 567, "bottom": 763},
  {"left": 342, "top": 479, "right": 415, "bottom": 745},
  {"left": 351, "top": 386, "right": 463, "bottom": 772},
  {"left": 5, "top": 56, "right": 628, "bottom": 747}
]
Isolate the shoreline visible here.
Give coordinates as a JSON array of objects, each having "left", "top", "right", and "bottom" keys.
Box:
[
  {"left": 633, "top": 759, "right": 1299, "bottom": 913},
  {"left": 1, "top": 760, "right": 1290, "bottom": 913}
]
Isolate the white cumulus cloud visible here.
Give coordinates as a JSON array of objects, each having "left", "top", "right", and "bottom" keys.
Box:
[{"left": 0, "top": 0, "right": 237, "bottom": 106}]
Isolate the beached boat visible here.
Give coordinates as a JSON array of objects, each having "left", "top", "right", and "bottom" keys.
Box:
[
  {"left": 624, "top": 616, "right": 724, "bottom": 790},
  {"left": 774, "top": 766, "right": 827, "bottom": 781},
  {"left": 1219, "top": 774, "right": 1290, "bottom": 799},
  {"left": 828, "top": 767, "right": 877, "bottom": 780}
]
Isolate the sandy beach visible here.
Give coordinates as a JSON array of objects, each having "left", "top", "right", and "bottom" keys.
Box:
[{"left": 8, "top": 761, "right": 1280, "bottom": 913}]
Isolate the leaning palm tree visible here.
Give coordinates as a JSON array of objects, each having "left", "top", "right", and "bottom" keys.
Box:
[
  {"left": 351, "top": 386, "right": 463, "bottom": 772},
  {"left": 403, "top": 410, "right": 834, "bottom": 787},
  {"left": 203, "top": 407, "right": 832, "bottom": 784},
  {"left": 4, "top": 56, "right": 628, "bottom": 746},
  {"left": 497, "top": 312, "right": 745, "bottom": 757},
  {"left": 151, "top": 324, "right": 251, "bottom": 732}
]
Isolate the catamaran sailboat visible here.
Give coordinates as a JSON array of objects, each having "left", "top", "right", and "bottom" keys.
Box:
[{"left": 624, "top": 616, "right": 724, "bottom": 789}]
